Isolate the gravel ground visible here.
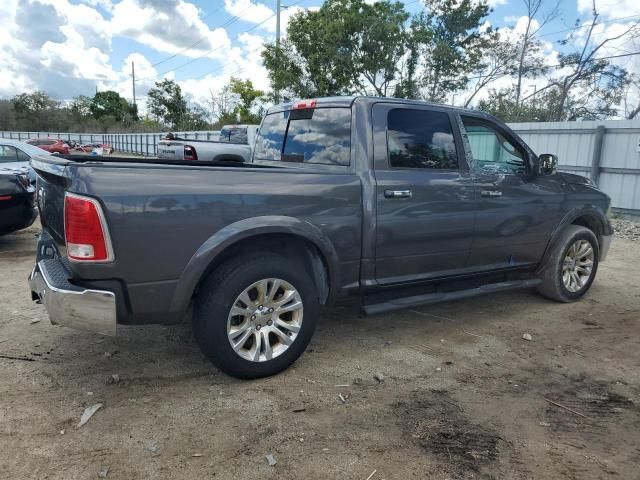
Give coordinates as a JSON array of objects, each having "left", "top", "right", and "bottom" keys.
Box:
[
  {"left": 611, "top": 218, "right": 640, "bottom": 241},
  {"left": 1, "top": 224, "right": 639, "bottom": 480}
]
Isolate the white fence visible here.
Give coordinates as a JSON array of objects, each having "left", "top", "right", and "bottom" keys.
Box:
[
  {"left": 510, "top": 120, "right": 640, "bottom": 215},
  {"left": 0, "top": 130, "right": 220, "bottom": 157},
  {"left": 2, "top": 120, "right": 640, "bottom": 213}
]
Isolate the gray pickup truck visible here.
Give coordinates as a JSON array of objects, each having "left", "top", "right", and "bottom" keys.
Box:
[{"left": 28, "top": 96, "right": 613, "bottom": 378}]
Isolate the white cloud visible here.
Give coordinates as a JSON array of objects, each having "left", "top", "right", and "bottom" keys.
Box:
[
  {"left": 0, "top": 0, "right": 119, "bottom": 99},
  {"left": 577, "top": 0, "right": 640, "bottom": 19},
  {"left": 224, "top": 0, "right": 273, "bottom": 26},
  {"left": 111, "top": 0, "right": 232, "bottom": 61},
  {"left": 223, "top": 0, "right": 305, "bottom": 35}
]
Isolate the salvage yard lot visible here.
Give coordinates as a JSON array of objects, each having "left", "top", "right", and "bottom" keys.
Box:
[{"left": 1, "top": 224, "right": 639, "bottom": 480}]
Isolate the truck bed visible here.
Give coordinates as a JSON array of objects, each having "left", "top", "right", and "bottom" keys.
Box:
[{"left": 30, "top": 154, "right": 362, "bottom": 325}]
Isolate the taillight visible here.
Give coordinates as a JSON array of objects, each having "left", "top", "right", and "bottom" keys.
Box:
[
  {"left": 293, "top": 99, "right": 317, "bottom": 109},
  {"left": 18, "top": 174, "right": 30, "bottom": 189},
  {"left": 184, "top": 145, "right": 198, "bottom": 161},
  {"left": 64, "top": 193, "right": 113, "bottom": 262}
]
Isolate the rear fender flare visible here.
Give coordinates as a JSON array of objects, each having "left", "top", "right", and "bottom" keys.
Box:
[{"left": 168, "top": 216, "right": 340, "bottom": 315}]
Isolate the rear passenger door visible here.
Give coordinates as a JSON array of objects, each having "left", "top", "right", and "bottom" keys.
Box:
[{"left": 373, "top": 104, "right": 476, "bottom": 284}]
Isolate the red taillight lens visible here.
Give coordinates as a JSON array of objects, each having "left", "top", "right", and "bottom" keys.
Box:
[
  {"left": 64, "top": 193, "right": 113, "bottom": 262},
  {"left": 293, "top": 99, "right": 317, "bottom": 109},
  {"left": 184, "top": 145, "right": 198, "bottom": 161}
]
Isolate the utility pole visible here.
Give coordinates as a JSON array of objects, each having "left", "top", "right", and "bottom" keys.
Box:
[
  {"left": 275, "top": 0, "right": 281, "bottom": 103},
  {"left": 276, "top": 0, "right": 281, "bottom": 48},
  {"left": 132, "top": 61, "right": 137, "bottom": 106}
]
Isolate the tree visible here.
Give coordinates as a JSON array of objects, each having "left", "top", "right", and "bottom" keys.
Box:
[
  {"left": 546, "top": 0, "right": 638, "bottom": 120},
  {"left": 229, "top": 77, "right": 264, "bottom": 123},
  {"left": 463, "top": 34, "right": 519, "bottom": 107},
  {"left": 400, "top": 0, "right": 494, "bottom": 102},
  {"left": 70, "top": 95, "right": 93, "bottom": 118},
  {"left": 479, "top": 86, "right": 560, "bottom": 122},
  {"left": 513, "top": 0, "right": 560, "bottom": 108},
  {"left": 262, "top": 0, "right": 409, "bottom": 98},
  {"left": 90, "top": 91, "right": 137, "bottom": 122},
  {"left": 147, "top": 79, "right": 188, "bottom": 128},
  {"left": 623, "top": 74, "right": 640, "bottom": 119},
  {"left": 11, "top": 91, "right": 60, "bottom": 131}
]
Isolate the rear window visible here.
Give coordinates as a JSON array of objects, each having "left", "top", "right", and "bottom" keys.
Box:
[
  {"left": 219, "top": 127, "right": 248, "bottom": 144},
  {"left": 254, "top": 107, "right": 351, "bottom": 166}
]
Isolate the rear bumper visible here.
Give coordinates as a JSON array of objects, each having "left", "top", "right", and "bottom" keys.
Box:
[
  {"left": 28, "top": 258, "right": 117, "bottom": 336},
  {"left": 599, "top": 233, "right": 613, "bottom": 261},
  {"left": 0, "top": 195, "right": 37, "bottom": 235}
]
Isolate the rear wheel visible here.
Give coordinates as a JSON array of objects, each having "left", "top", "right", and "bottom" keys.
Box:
[
  {"left": 537, "top": 225, "right": 599, "bottom": 302},
  {"left": 193, "top": 253, "right": 319, "bottom": 379}
]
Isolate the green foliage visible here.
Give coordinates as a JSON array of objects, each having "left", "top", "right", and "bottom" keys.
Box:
[
  {"left": 262, "top": 0, "right": 408, "bottom": 98},
  {"left": 70, "top": 95, "right": 92, "bottom": 117},
  {"left": 399, "top": 0, "right": 494, "bottom": 102},
  {"left": 479, "top": 87, "right": 559, "bottom": 122},
  {"left": 229, "top": 77, "right": 264, "bottom": 124},
  {"left": 90, "top": 90, "right": 137, "bottom": 123},
  {"left": 146, "top": 79, "right": 189, "bottom": 128}
]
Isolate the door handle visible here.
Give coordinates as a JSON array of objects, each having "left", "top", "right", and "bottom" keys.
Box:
[
  {"left": 481, "top": 190, "right": 502, "bottom": 197},
  {"left": 384, "top": 189, "right": 412, "bottom": 199}
]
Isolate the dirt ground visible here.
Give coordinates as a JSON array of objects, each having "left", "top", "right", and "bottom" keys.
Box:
[{"left": 1, "top": 224, "right": 639, "bottom": 480}]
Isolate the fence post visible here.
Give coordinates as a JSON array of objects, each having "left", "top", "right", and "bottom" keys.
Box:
[{"left": 590, "top": 126, "right": 606, "bottom": 185}]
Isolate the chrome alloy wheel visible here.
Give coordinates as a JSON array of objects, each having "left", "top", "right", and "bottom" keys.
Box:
[
  {"left": 226, "top": 278, "right": 303, "bottom": 362},
  {"left": 562, "top": 239, "right": 595, "bottom": 293}
]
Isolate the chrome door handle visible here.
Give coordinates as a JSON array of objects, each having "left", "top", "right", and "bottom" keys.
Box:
[
  {"left": 384, "top": 189, "right": 412, "bottom": 199},
  {"left": 481, "top": 190, "right": 502, "bottom": 197}
]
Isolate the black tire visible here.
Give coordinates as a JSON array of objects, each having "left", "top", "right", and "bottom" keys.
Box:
[
  {"left": 537, "top": 225, "right": 600, "bottom": 302},
  {"left": 193, "top": 252, "right": 319, "bottom": 379}
]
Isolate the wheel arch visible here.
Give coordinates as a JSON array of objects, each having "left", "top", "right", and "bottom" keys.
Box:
[
  {"left": 538, "top": 205, "right": 609, "bottom": 271},
  {"left": 168, "top": 216, "right": 340, "bottom": 317}
]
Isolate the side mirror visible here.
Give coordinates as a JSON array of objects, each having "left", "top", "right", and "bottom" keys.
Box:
[{"left": 538, "top": 153, "right": 558, "bottom": 176}]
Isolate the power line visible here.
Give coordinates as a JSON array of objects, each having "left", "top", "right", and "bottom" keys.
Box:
[
  {"left": 385, "top": 50, "right": 640, "bottom": 94},
  {"left": 141, "top": 0, "right": 306, "bottom": 82},
  {"left": 538, "top": 14, "right": 640, "bottom": 38},
  {"left": 150, "top": 3, "right": 255, "bottom": 68}
]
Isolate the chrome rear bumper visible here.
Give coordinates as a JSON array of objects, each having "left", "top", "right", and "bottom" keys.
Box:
[{"left": 28, "top": 259, "right": 117, "bottom": 336}]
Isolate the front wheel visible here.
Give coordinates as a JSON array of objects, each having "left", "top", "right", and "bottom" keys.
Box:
[
  {"left": 193, "top": 253, "right": 319, "bottom": 379},
  {"left": 537, "top": 225, "right": 600, "bottom": 302}
]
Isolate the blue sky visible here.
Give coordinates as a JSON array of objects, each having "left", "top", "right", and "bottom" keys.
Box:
[{"left": 0, "top": 0, "right": 638, "bottom": 110}]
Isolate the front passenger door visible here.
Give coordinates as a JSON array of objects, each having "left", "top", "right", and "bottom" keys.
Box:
[{"left": 459, "top": 115, "right": 563, "bottom": 270}]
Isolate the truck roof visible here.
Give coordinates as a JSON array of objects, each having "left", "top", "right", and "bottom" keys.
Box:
[{"left": 265, "top": 96, "right": 502, "bottom": 124}]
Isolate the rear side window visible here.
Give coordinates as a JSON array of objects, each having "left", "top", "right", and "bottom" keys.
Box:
[
  {"left": 387, "top": 109, "right": 458, "bottom": 169},
  {"left": 219, "top": 127, "right": 248, "bottom": 144},
  {"left": 0, "top": 145, "right": 19, "bottom": 162},
  {"left": 254, "top": 108, "right": 351, "bottom": 166},
  {"left": 16, "top": 149, "right": 30, "bottom": 161}
]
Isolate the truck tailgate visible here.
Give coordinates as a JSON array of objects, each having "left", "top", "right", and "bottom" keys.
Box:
[
  {"left": 31, "top": 156, "right": 71, "bottom": 245},
  {"left": 157, "top": 141, "right": 183, "bottom": 160}
]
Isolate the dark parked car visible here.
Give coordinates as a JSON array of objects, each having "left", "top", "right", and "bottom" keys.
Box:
[
  {"left": 0, "top": 168, "right": 36, "bottom": 235},
  {"left": 0, "top": 138, "right": 53, "bottom": 184},
  {"left": 28, "top": 96, "right": 612, "bottom": 379},
  {"left": 26, "top": 138, "right": 69, "bottom": 155}
]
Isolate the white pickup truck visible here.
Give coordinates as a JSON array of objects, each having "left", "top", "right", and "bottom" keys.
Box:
[{"left": 157, "top": 124, "right": 259, "bottom": 162}]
